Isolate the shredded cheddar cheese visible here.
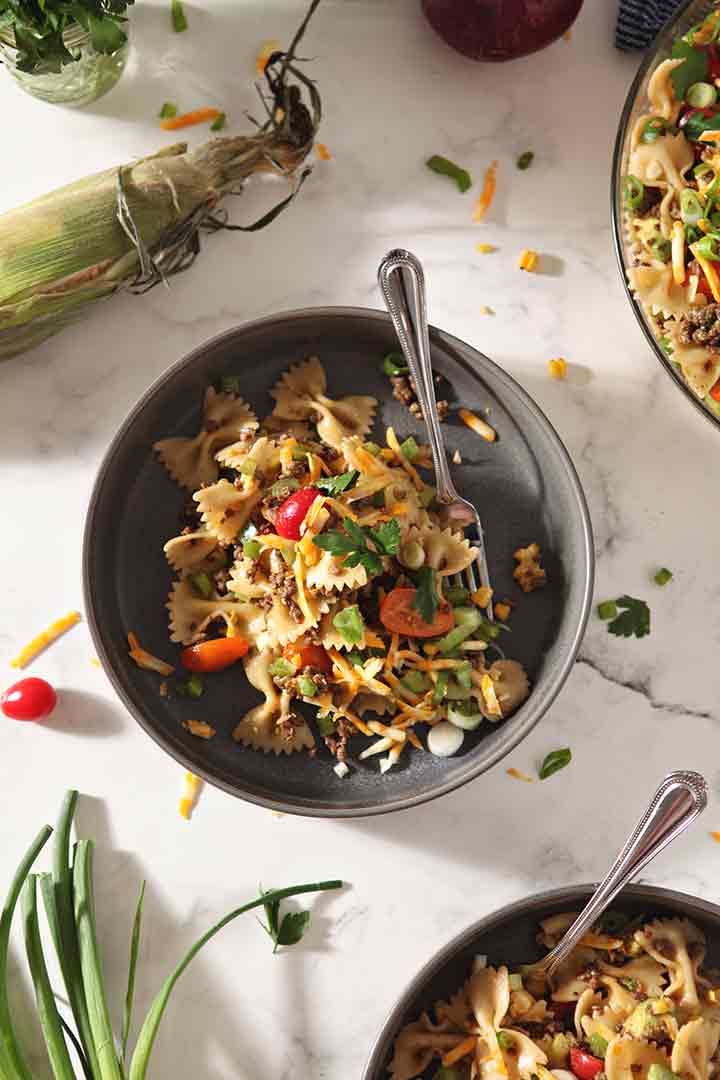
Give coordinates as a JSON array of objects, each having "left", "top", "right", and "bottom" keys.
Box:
[
  {"left": 443, "top": 1037, "right": 478, "bottom": 1068},
  {"left": 475, "top": 242, "right": 496, "bottom": 253},
  {"left": 255, "top": 38, "right": 281, "bottom": 77},
  {"left": 671, "top": 220, "right": 686, "bottom": 285},
  {"left": 507, "top": 767, "right": 534, "bottom": 783},
  {"left": 315, "top": 142, "right": 332, "bottom": 161},
  {"left": 182, "top": 719, "right": 216, "bottom": 739},
  {"left": 11, "top": 611, "right": 81, "bottom": 669},
  {"left": 458, "top": 408, "right": 496, "bottom": 443},
  {"left": 692, "top": 245, "right": 720, "bottom": 301},
  {"left": 90, "top": 657, "right": 102, "bottom": 668},
  {"left": 471, "top": 586, "right": 493, "bottom": 609},
  {"left": 711, "top": 832, "right": 720, "bottom": 843},
  {"left": 518, "top": 249, "right": 539, "bottom": 272},
  {"left": 179, "top": 772, "right": 203, "bottom": 820},
  {"left": 699, "top": 130, "right": 720, "bottom": 143},
  {"left": 127, "top": 632, "right": 175, "bottom": 676},
  {"left": 473, "top": 160, "right": 498, "bottom": 222},
  {"left": 548, "top": 358, "right": 567, "bottom": 380}
]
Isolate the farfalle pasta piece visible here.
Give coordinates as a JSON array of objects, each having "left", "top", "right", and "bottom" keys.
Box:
[
  {"left": 215, "top": 434, "right": 283, "bottom": 477},
  {"left": 666, "top": 334, "right": 720, "bottom": 399},
  {"left": 232, "top": 650, "right": 315, "bottom": 754},
  {"left": 627, "top": 264, "right": 694, "bottom": 319},
  {"left": 387, "top": 1019, "right": 468, "bottom": 1080},
  {"left": 194, "top": 479, "right": 263, "bottom": 544},
  {"left": 599, "top": 955, "right": 667, "bottom": 998},
  {"left": 306, "top": 549, "right": 368, "bottom": 593},
  {"left": 470, "top": 966, "right": 511, "bottom": 1033},
  {"left": 154, "top": 388, "right": 258, "bottom": 491},
  {"left": 647, "top": 58, "right": 684, "bottom": 123},
  {"left": 405, "top": 524, "right": 476, "bottom": 577},
  {"left": 628, "top": 132, "right": 694, "bottom": 191},
  {"left": 167, "top": 579, "right": 263, "bottom": 645},
  {"left": 550, "top": 947, "right": 599, "bottom": 1002},
  {"left": 575, "top": 988, "right": 602, "bottom": 1039},
  {"left": 605, "top": 1035, "right": 669, "bottom": 1080},
  {"left": 537, "top": 912, "right": 579, "bottom": 949},
  {"left": 497, "top": 1029, "right": 548, "bottom": 1080},
  {"left": 486, "top": 661, "right": 530, "bottom": 717},
  {"left": 270, "top": 356, "right": 377, "bottom": 448},
  {"left": 635, "top": 919, "right": 706, "bottom": 1008},
  {"left": 671, "top": 1018, "right": 720, "bottom": 1080},
  {"left": 163, "top": 528, "right": 218, "bottom": 570}
]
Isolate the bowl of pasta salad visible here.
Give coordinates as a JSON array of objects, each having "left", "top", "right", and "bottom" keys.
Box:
[
  {"left": 364, "top": 883, "right": 720, "bottom": 1080},
  {"left": 83, "top": 307, "right": 593, "bottom": 816},
  {"left": 614, "top": 0, "right": 720, "bottom": 425}
]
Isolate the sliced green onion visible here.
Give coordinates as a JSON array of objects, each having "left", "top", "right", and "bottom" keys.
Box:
[
  {"left": 640, "top": 117, "right": 667, "bottom": 144},
  {"left": 185, "top": 674, "right": 203, "bottom": 698},
  {"left": 281, "top": 543, "right": 296, "bottom": 565},
  {"left": 681, "top": 187, "right": 705, "bottom": 225},
  {"left": 297, "top": 676, "right": 317, "bottom": 697},
  {"left": 685, "top": 223, "right": 702, "bottom": 245},
  {"left": 210, "top": 112, "right": 227, "bottom": 132},
  {"left": 454, "top": 662, "right": 473, "bottom": 690},
  {"left": 590, "top": 1034, "right": 609, "bottom": 1058},
  {"left": 654, "top": 567, "right": 673, "bottom": 586},
  {"left": 269, "top": 658, "right": 294, "bottom": 678},
  {"left": 419, "top": 485, "right": 436, "bottom": 509},
  {"left": 364, "top": 441, "right": 381, "bottom": 456},
  {"left": 237, "top": 459, "right": 257, "bottom": 476},
  {"left": 270, "top": 477, "right": 299, "bottom": 497},
  {"left": 432, "top": 670, "right": 449, "bottom": 705},
  {"left": 435, "top": 1069, "right": 464, "bottom": 1080},
  {"left": 189, "top": 571, "right": 213, "bottom": 599},
  {"left": 332, "top": 605, "right": 365, "bottom": 646},
  {"left": 693, "top": 234, "right": 720, "bottom": 260},
  {"left": 345, "top": 651, "right": 366, "bottom": 667},
  {"left": 597, "top": 600, "right": 618, "bottom": 621},
  {"left": 243, "top": 539, "right": 261, "bottom": 559},
  {"left": 381, "top": 353, "right": 408, "bottom": 377},
  {"left": 623, "top": 174, "right": 645, "bottom": 210},
  {"left": 399, "top": 540, "right": 425, "bottom": 570},
  {"left": 316, "top": 714, "right": 335, "bottom": 736},
  {"left": 496, "top": 1030, "right": 513, "bottom": 1050},
  {"left": 443, "top": 585, "right": 469, "bottom": 605},
  {"left": 426, "top": 154, "right": 472, "bottom": 193},
  {"left": 649, "top": 237, "right": 671, "bottom": 262},
  {"left": 400, "top": 435, "right": 419, "bottom": 461},
  {"left": 220, "top": 374, "right": 241, "bottom": 394},
  {"left": 436, "top": 609, "right": 481, "bottom": 653},
  {"left": 516, "top": 150, "right": 534, "bottom": 170},
  {"left": 171, "top": 0, "right": 188, "bottom": 32},
  {"left": 401, "top": 670, "right": 431, "bottom": 694},
  {"left": 447, "top": 700, "right": 482, "bottom": 730},
  {"left": 687, "top": 81, "right": 717, "bottom": 108},
  {"left": 158, "top": 102, "right": 177, "bottom": 119}
]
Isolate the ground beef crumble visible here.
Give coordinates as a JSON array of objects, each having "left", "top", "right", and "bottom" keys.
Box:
[
  {"left": 390, "top": 372, "right": 450, "bottom": 421},
  {"left": 677, "top": 304, "right": 720, "bottom": 354}
]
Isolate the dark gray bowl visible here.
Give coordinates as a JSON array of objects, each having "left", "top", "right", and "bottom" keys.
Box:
[
  {"left": 363, "top": 883, "right": 720, "bottom": 1079},
  {"left": 83, "top": 307, "right": 594, "bottom": 817}
]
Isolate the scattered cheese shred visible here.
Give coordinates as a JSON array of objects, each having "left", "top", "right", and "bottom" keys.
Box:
[
  {"left": 472, "top": 160, "right": 498, "bottom": 222},
  {"left": 182, "top": 719, "right": 216, "bottom": 740},
  {"left": 480, "top": 673, "right": 503, "bottom": 718},
  {"left": 548, "top": 357, "right": 567, "bottom": 380},
  {"left": 507, "top": 767, "right": 534, "bottom": 783},
  {"left": 563, "top": 27, "right": 572, "bottom": 41},
  {"left": 11, "top": 611, "right": 81, "bottom": 669},
  {"left": 315, "top": 141, "right": 332, "bottom": 161},
  {"left": 255, "top": 38, "right": 282, "bottom": 77},
  {"left": 90, "top": 657, "right": 102, "bottom": 668},
  {"left": 692, "top": 246, "right": 720, "bottom": 301},
  {"left": 160, "top": 107, "right": 220, "bottom": 132},
  {"left": 458, "top": 408, "right": 496, "bottom": 443},
  {"left": 518, "top": 249, "right": 539, "bottom": 272},
  {"left": 671, "top": 220, "right": 686, "bottom": 285},
  {"left": 127, "top": 632, "right": 175, "bottom": 676},
  {"left": 479, "top": 305, "right": 494, "bottom": 316},
  {"left": 179, "top": 771, "right": 203, "bottom": 820},
  {"left": 711, "top": 831, "right": 720, "bottom": 843},
  {"left": 475, "top": 242, "right": 496, "bottom": 253},
  {"left": 443, "top": 1037, "right": 478, "bottom": 1068},
  {"left": 699, "top": 130, "right": 720, "bottom": 143},
  {"left": 471, "top": 586, "right": 493, "bottom": 609}
]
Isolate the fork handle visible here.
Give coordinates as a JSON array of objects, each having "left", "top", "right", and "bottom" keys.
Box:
[{"left": 377, "top": 249, "right": 457, "bottom": 505}]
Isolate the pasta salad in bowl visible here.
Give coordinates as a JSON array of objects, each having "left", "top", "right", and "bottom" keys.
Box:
[
  {"left": 83, "top": 308, "right": 592, "bottom": 816},
  {"left": 364, "top": 885, "right": 720, "bottom": 1080},
  {"left": 614, "top": 0, "right": 720, "bottom": 424}
]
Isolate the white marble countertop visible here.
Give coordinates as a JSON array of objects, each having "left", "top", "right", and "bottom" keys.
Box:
[{"left": 2, "top": 1, "right": 720, "bottom": 1076}]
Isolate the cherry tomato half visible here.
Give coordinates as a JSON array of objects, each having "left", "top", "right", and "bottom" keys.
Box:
[
  {"left": 283, "top": 641, "right": 332, "bottom": 673},
  {"left": 379, "top": 587, "right": 455, "bottom": 638},
  {"left": 711, "top": 380, "right": 720, "bottom": 402},
  {"left": 570, "top": 1047, "right": 605, "bottom": 1080},
  {"left": 1, "top": 677, "right": 57, "bottom": 721},
  {"left": 275, "top": 486, "right": 320, "bottom": 540},
  {"left": 180, "top": 636, "right": 249, "bottom": 672}
]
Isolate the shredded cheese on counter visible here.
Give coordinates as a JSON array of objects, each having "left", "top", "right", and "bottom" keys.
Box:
[
  {"left": 11, "top": 611, "right": 81, "bottom": 669},
  {"left": 473, "top": 160, "right": 498, "bottom": 222},
  {"left": 507, "top": 767, "right": 534, "bottom": 783},
  {"left": 179, "top": 772, "right": 203, "bottom": 820}
]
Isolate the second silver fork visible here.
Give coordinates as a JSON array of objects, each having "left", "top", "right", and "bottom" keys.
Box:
[{"left": 377, "top": 248, "right": 494, "bottom": 618}]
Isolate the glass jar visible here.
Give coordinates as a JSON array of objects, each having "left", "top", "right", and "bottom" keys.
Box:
[{"left": 0, "top": 20, "right": 129, "bottom": 107}]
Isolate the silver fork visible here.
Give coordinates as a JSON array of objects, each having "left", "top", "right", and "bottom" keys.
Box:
[
  {"left": 534, "top": 770, "right": 707, "bottom": 979},
  {"left": 377, "top": 248, "right": 494, "bottom": 618}
]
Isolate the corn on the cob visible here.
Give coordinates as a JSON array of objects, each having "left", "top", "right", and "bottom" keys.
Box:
[{"left": 0, "top": 1, "right": 321, "bottom": 361}]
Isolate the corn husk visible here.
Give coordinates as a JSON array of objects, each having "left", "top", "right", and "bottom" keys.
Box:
[{"left": 0, "top": 2, "right": 321, "bottom": 360}]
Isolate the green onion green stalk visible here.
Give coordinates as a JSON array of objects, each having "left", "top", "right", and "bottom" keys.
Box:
[
  {"left": 0, "top": 0, "right": 322, "bottom": 361},
  {"left": 0, "top": 790, "right": 342, "bottom": 1079}
]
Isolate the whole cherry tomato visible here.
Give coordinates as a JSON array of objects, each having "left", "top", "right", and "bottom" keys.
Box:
[
  {"left": 275, "top": 486, "right": 320, "bottom": 540},
  {"left": 379, "top": 587, "right": 454, "bottom": 638},
  {"left": 1, "top": 677, "right": 57, "bottom": 721},
  {"left": 570, "top": 1047, "right": 605, "bottom": 1080},
  {"left": 180, "top": 637, "right": 249, "bottom": 672},
  {"left": 283, "top": 641, "right": 332, "bottom": 673}
]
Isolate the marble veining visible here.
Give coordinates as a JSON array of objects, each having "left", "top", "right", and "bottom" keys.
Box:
[{"left": 2, "top": 1, "right": 720, "bottom": 1077}]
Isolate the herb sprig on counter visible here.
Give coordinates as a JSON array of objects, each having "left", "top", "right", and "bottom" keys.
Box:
[
  {"left": 598, "top": 595, "right": 651, "bottom": 639},
  {"left": 0, "top": 0, "right": 134, "bottom": 74}
]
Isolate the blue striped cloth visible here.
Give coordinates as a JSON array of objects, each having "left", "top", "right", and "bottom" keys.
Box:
[{"left": 616, "top": 0, "right": 682, "bottom": 50}]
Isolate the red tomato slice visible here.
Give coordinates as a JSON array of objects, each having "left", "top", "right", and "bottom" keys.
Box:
[
  {"left": 283, "top": 641, "right": 332, "bottom": 673},
  {"left": 180, "top": 637, "right": 249, "bottom": 672},
  {"left": 711, "top": 381, "right": 720, "bottom": 402},
  {"left": 570, "top": 1048, "right": 605, "bottom": 1080},
  {"left": 379, "top": 587, "right": 454, "bottom": 638},
  {"left": 1, "top": 677, "right": 57, "bottom": 721},
  {"left": 275, "top": 486, "right": 321, "bottom": 540}
]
